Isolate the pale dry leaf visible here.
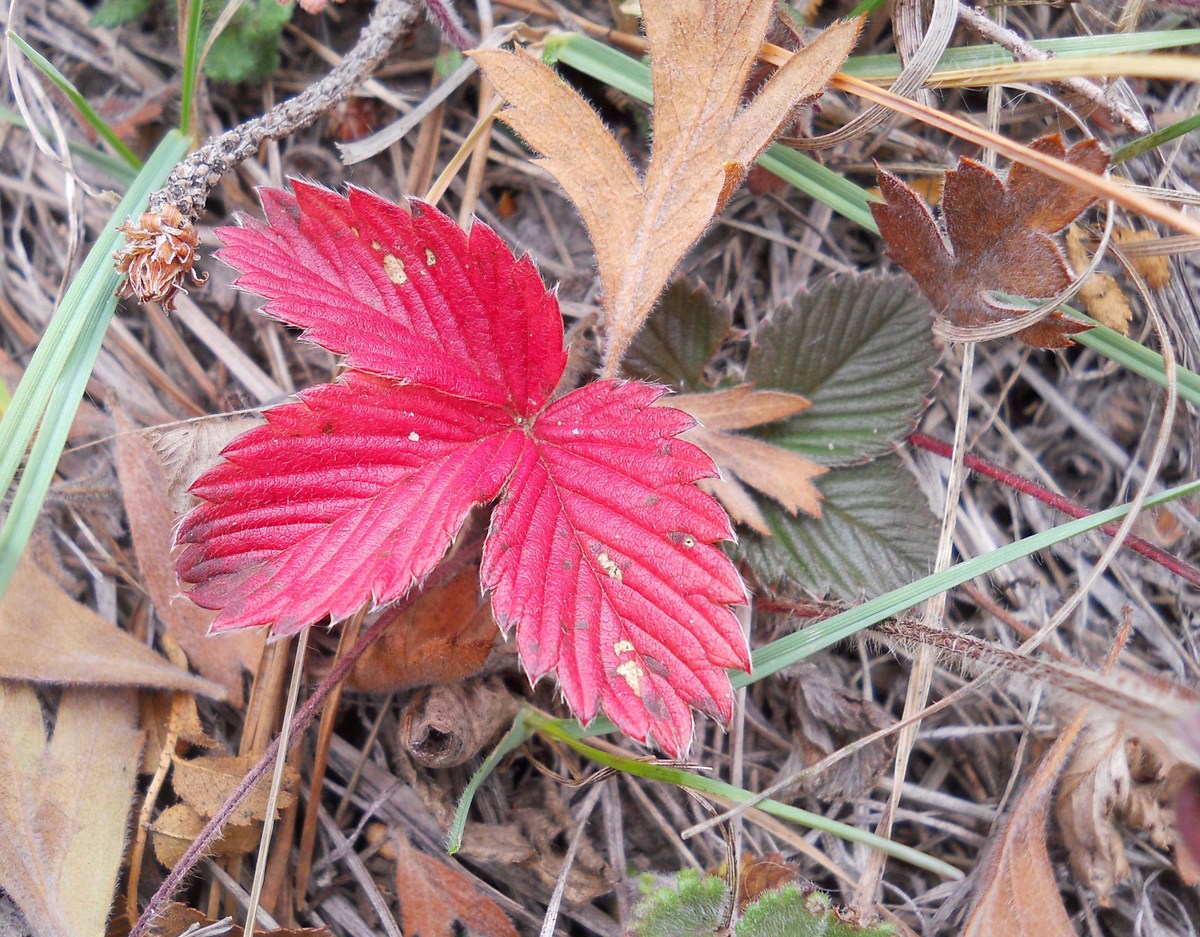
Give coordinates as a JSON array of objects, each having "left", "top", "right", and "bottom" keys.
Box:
[
  {"left": 671, "top": 386, "right": 827, "bottom": 522},
  {"left": 148, "top": 415, "right": 265, "bottom": 514},
  {"left": 115, "top": 409, "right": 264, "bottom": 704},
  {"left": 1053, "top": 720, "right": 1132, "bottom": 904},
  {"left": 1056, "top": 722, "right": 1189, "bottom": 902},
  {"left": 698, "top": 473, "right": 771, "bottom": 535},
  {"left": 671, "top": 385, "right": 811, "bottom": 431},
  {"left": 170, "top": 753, "right": 298, "bottom": 825},
  {"left": 1066, "top": 226, "right": 1132, "bottom": 334},
  {"left": 1112, "top": 226, "right": 1171, "bottom": 289},
  {"left": 0, "top": 684, "right": 141, "bottom": 937},
  {"left": 150, "top": 802, "right": 262, "bottom": 867},
  {"left": 472, "top": 7, "right": 860, "bottom": 371},
  {"left": 0, "top": 555, "right": 224, "bottom": 698},
  {"left": 962, "top": 710, "right": 1083, "bottom": 936}
]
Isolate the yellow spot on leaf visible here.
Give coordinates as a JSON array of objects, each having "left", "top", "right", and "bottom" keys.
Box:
[
  {"left": 383, "top": 254, "right": 408, "bottom": 286},
  {"left": 617, "top": 660, "right": 644, "bottom": 696}
]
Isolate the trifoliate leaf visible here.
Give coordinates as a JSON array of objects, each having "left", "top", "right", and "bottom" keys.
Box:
[
  {"left": 746, "top": 275, "right": 937, "bottom": 466},
  {"left": 177, "top": 182, "right": 750, "bottom": 757},
  {"left": 739, "top": 458, "right": 937, "bottom": 598},
  {"left": 624, "top": 281, "right": 733, "bottom": 390}
]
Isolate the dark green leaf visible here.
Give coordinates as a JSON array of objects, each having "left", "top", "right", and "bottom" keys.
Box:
[
  {"left": 746, "top": 274, "right": 937, "bottom": 466},
  {"left": 740, "top": 458, "right": 937, "bottom": 599},
  {"left": 90, "top": 0, "right": 154, "bottom": 28},
  {"left": 623, "top": 280, "right": 732, "bottom": 391}
]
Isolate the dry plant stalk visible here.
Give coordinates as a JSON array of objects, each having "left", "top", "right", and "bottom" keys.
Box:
[{"left": 472, "top": 4, "right": 861, "bottom": 377}]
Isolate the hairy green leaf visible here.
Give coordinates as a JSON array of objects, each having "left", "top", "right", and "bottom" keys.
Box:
[
  {"left": 624, "top": 280, "right": 733, "bottom": 391},
  {"left": 629, "top": 870, "right": 728, "bottom": 937},
  {"left": 740, "top": 459, "right": 937, "bottom": 598},
  {"left": 89, "top": 0, "right": 153, "bottom": 28},
  {"left": 746, "top": 275, "right": 937, "bottom": 466},
  {"left": 736, "top": 885, "right": 896, "bottom": 936}
]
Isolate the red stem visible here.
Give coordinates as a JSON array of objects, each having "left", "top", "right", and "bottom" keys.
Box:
[{"left": 908, "top": 431, "right": 1200, "bottom": 589}]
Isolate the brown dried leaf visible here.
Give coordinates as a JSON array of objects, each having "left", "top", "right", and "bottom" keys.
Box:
[
  {"left": 115, "top": 409, "right": 264, "bottom": 704},
  {"left": 872, "top": 134, "right": 1109, "bottom": 348},
  {"left": 1056, "top": 724, "right": 1191, "bottom": 902},
  {"left": 962, "top": 712, "right": 1083, "bottom": 937},
  {"left": 0, "top": 685, "right": 141, "bottom": 937},
  {"left": 672, "top": 386, "right": 827, "bottom": 526},
  {"left": 0, "top": 555, "right": 223, "bottom": 698},
  {"left": 150, "top": 802, "right": 262, "bottom": 867},
  {"left": 171, "top": 753, "right": 297, "bottom": 824},
  {"left": 148, "top": 901, "right": 333, "bottom": 936},
  {"left": 394, "top": 835, "right": 518, "bottom": 937},
  {"left": 1066, "top": 226, "right": 1133, "bottom": 334},
  {"left": 335, "top": 566, "right": 498, "bottom": 693},
  {"left": 472, "top": 7, "right": 860, "bottom": 370}
]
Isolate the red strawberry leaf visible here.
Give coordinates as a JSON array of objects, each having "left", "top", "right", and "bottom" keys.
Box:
[{"left": 178, "top": 183, "right": 750, "bottom": 756}]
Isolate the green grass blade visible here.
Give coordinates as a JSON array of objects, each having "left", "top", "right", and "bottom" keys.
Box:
[
  {"left": 179, "top": 0, "right": 206, "bottom": 133},
  {"left": 1113, "top": 110, "right": 1200, "bottom": 164},
  {"left": 744, "top": 477, "right": 1200, "bottom": 684},
  {"left": 525, "top": 710, "right": 964, "bottom": 880},
  {"left": 0, "top": 105, "right": 139, "bottom": 184},
  {"left": 447, "top": 710, "right": 533, "bottom": 853},
  {"left": 841, "top": 28, "right": 1200, "bottom": 82},
  {"left": 0, "top": 130, "right": 191, "bottom": 597},
  {"left": 6, "top": 29, "right": 143, "bottom": 170}
]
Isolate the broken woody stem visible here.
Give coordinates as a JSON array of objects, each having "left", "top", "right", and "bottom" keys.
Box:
[{"left": 149, "top": 0, "right": 418, "bottom": 222}]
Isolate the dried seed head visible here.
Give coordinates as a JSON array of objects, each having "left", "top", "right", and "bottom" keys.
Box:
[{"left": 114, "top": 204, "right": 208, "bottom": 311}]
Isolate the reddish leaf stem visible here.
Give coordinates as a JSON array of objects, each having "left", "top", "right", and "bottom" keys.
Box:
[{"left": 908, "top": 431, "right": 1200, "bottom": 588}]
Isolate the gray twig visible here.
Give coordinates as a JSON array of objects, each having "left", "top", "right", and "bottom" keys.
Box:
[
  {"left": 150, "top": 0, "right": 420, "bottom": 221},
  {"left": 958, "top": 3, "right": 1150, "bottom": 135}
]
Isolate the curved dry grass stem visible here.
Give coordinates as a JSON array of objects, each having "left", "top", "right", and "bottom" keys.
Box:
[{"left": 826, "top": 69, "right": 1200, "bottom": 240}]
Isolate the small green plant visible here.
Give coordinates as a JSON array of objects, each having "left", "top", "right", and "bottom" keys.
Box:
[
  {"left": 629, "top": 869, "right": 897, "bottom": 937},
  {"left": 91, "top": 0, "right": 295, "bottom": 84}
]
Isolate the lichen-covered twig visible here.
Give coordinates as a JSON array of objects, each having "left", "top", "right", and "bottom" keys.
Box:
[
  {"left": 151, "top": 0, "right": 419, "bottom": 220},
  {"left": 117, "top": 0, "right": 419, "bottom": 308}
]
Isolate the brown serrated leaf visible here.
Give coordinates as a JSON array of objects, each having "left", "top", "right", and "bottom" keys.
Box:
[
  {"left": 171, "top": 753, "right": 297, "bottom": 825},
  {"left": 472, "top": 8, "right": 860, "bottom": 372},
  {"left": 0, "top": 685, "right": 141, "bottom": 937},
  {"left": 115, "top": 409, "right": 264, "bottom": 705},
  {"left": 1066, "top": 225, "right": 1133, "bottom": 334},
  {"left": 394, "top": 835, "right": 518, "bottom": 937},
  {"left": 671, "top": 386, "right": 827, "bottom": 527},
  {"left": 0, "top": 555, "right": 224, "bottom": 698},
  {"left": 872, "top": 134, "right": 1109, "bottom": 348}
]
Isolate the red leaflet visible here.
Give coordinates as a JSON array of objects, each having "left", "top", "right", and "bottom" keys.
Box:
[{"left": 177, "top": 182, "right": 750, "bottom": 755}]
